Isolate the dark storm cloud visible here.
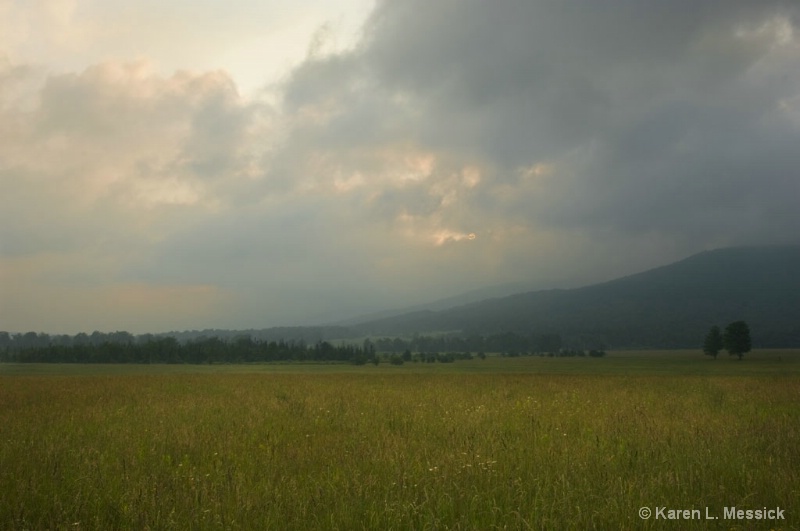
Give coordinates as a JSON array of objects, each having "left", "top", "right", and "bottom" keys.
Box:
[
  {"left": 287, "top": 0, "right": 800, "bottom": 247},
  {"left": 4, "top": 0, "right": 799, "bottom": 333}
]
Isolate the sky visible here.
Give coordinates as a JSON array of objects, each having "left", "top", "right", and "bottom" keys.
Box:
[{"left": 2, "top": 0, "right": 799, "bottom": 334}]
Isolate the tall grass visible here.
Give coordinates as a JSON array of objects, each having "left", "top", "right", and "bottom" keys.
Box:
[{"left": 1, "top": 367, "right": 798, "bottom": 529}]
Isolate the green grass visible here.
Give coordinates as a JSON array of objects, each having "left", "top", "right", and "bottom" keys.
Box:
[
  {"left": 1, "top": 351, "right": 799, "bottom": 529},
  {"left": 1, "top": 348, "right": 798, "bottom": 376}
]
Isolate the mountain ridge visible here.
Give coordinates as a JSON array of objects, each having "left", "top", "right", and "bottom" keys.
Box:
[
  {"left": 350, "top": 245, "right": 800, "bottom": 348},
  {"left": 332, "top": 281, "right": 540, "bottom": 326}
]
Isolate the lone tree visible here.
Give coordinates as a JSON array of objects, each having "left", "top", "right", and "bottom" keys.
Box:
[
  {"left": 723, "top": 321, "right": 752, "bottom": 360},
  {"left": 703, "top": 325, "right": 723, "bottom": 359}
]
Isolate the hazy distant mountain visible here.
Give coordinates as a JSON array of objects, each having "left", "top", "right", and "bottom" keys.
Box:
[
  {"left": 351, "top": 245, "right": 800, "bottom": 348},
  {"left": 333, "top": 281, "right": 539, "bottom": 326},
  {"left": 160, "top": 326, "right": 358, "bottom": 344}
]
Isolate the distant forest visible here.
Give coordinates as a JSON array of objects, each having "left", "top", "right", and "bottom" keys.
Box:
[{"left": 0, "top": 330, "right": 572, "bottom": 364}]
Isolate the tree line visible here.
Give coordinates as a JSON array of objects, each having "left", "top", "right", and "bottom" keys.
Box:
[
  {"left": 371, "top": 332, "right": 570, "bottom": 356},
  {"left": 0, "top": 334, "right": 377, "bottom": 365},
  {"left": 0, "top": 330, "right": 568, "bottom": 354},
  {"left": 0, "top": 329, "right": 603, "bottom": 364}
]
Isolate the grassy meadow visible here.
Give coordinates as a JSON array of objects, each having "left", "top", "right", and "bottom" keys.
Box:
[{"left": 1, "top": 351, "right": 799, "bottom": 530}]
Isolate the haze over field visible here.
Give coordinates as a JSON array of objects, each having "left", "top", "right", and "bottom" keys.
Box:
[{"left": 2, "top": 1, "right": 799, "bottom": 334}]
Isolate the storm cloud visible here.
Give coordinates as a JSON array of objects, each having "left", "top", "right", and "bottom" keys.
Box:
[{"left": 2, "top": 0, "right": 799, "bottom": 333}]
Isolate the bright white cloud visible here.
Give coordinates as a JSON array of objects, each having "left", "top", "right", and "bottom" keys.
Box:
[{"left": 0, "top": 0, "right": 373, "bottom": 96}]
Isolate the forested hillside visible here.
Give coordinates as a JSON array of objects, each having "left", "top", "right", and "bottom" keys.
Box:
[{"left": 352, "top": 246, "right": 800, "bottom": 348}]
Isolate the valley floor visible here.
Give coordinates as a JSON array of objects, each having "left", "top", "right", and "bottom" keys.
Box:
[{"left": 2, "top": 351, "right": 798, "bottom": 530}]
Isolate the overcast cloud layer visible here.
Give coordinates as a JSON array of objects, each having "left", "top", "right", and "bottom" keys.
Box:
[{"left": 2, "top": 0, "right": 799, "bottom": 334}]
